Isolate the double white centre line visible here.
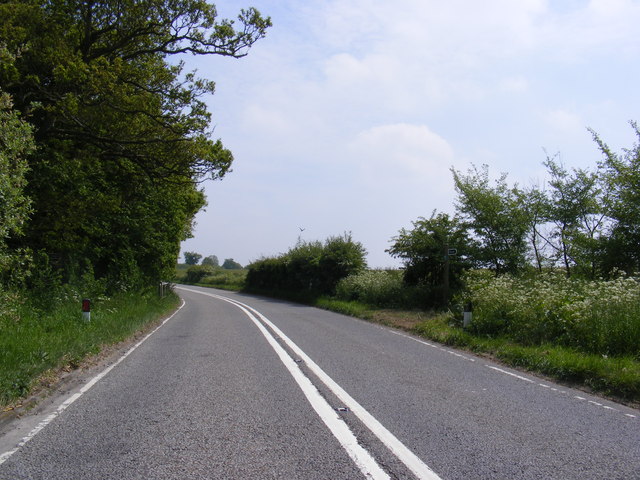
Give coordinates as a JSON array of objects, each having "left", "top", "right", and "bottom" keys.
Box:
[{"left": 179, "top": 287, "right": 441, "bottom": 480}]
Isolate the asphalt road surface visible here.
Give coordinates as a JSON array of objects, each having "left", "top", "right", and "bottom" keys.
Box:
[{"left": 1, "top": 285, "right": 638, "bottom": 479}]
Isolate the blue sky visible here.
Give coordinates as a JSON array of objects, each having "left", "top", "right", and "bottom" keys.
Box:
[{"left": 180, "top": 0, "right": 640, "bottom": 268}]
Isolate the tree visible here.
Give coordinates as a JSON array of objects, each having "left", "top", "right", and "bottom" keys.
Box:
[
  {"left": 184, "top": 252, "right": 202, "bottom": 265},
  {"left": 543, "top": 155, "right": 608, "bottom": 277},
  {"left": 317, "top": 233, "right": 367, "bottom": 293},
  {"left": 0, "top": 88, "right": 34, "bottom": 282},
  {"left": 387, "top": 211, "right": 473, "bottom": 305},
  {"left": 202, "top": 255, "right": 219, "bottom": 267},
  {"left": 452, "top": 164, "right": 529, "bottom": 274},
  {"left": 222, "top": 258, "right": 242, "bottom": 270},
  {"left": 0, "top": 1, "right": 271, "bottom": 288},
  {"left": 592, "top": 122, "right": 640, "bottom": 274},
  {"left": 518, "top": 185, "right": 552, "bottom": 272}
]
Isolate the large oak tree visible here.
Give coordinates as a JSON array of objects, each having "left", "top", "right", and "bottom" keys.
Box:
[{"left": 0, "top": 1, "right": 270, "bottom": 288}]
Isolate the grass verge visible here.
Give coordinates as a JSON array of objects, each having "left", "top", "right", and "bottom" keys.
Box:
[
  {"left": 315, "top": 297, "right": 640, "bottom": 405},
  {"left": 164, "top": 280, "right": 640, "bottom": 406},
  {"left": 0, "top": 289, "right": 180, "bottom": 409}
]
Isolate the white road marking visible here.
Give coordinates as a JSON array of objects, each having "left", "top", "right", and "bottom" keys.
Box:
[
  {"left": 179, "top": 287, "right": 442, "bottom": 480},
  {"left": 485, "top": 365, "right": 535, "bottom": 383},
  {"left": 0, "top": 300, "right": 186, "bottom": 466},
  {"left": 487, "top": 366, "right": 636, "bottom": 419},
  {"left": 210, "top": 294, "right": 389, "bottom": 479},
  {"left": 389, "top": 328, "right": 637, "bottom": 421},
  {"left": 389, "top": 331, "right": 476, "bottom": 362}
]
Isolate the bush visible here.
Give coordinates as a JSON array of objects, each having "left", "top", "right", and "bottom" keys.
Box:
[
  {"left": 184, "top": 265, "right": 214, "bottom": 284},
  {"left": 335, "top": 270, "right": 404, "bottom": 307},
  {"left": 462, "top": 270, "right": 640, "bottom": 358},
  {"left": 246, "top": 233, "right": 367, "bottom": 296}
]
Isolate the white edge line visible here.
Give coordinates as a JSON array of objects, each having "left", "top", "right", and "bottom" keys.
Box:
[
  {"left": 389, "top": 331, "right": 476, "bottom": 362},
  {"left": 485, "top": 365, "right": 535, "bottom": 383},
  {"left": 0, "top": 299, "right": 186, "bottom": 466},
  {"left": 178, "top": 287, "right": 441, "bottom": 480},
  {"left": 490, "top": 367, "right": 635, "bottom": 419}
]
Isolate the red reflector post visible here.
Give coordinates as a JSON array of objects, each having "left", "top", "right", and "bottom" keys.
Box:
[{"left": 82, "top": 299, "right": 91, "bottom": 322}]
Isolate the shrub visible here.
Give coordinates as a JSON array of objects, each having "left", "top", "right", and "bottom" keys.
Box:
[
  {"left": 246, "top": 233, "right": 367, "bottom": 296},
  {"left": 462, "top": 270, "right": 640, "bottom": 358},
  {"left": 335, "top": 270, "right": 404, "bottom": 307},
  {"left": 184, "top": 265, "right": 214, "bottom": 284}
]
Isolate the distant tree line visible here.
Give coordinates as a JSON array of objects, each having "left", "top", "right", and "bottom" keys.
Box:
[
  {"left": 183, "top": 252, "right": 242, "bottom": 269},
  {"left": 388, "top": 123, "right": 640, "bottom": 304},
  {"left": 0, "top": 1, "right": 270, "bottom": 292}
]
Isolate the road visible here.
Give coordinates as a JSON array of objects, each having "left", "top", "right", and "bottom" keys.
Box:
[{"left": 1, "top": 285, "right": 638, "bottom": 479}]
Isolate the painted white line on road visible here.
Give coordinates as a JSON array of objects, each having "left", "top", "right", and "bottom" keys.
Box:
[
  {"left": 178, "top": 287, "right": 442, "bottom": 480},
  {"left": 488, "top": 366, "right": 636, "bottom": 420},
  {"left": 389, "top": 331, "right": 476, "bottom": 362},
  {"left": 485, "top": 365, "right": 535, "bottom": 383},
  {"left": 207, "top": 293, "right": 389, "bottom": 480},
  {"left": 0, "top": 299, "right": 186, "bottom": 466}
]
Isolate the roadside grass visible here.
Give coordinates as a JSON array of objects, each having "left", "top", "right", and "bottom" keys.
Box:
[
  {"left": 170, "top": 266, "right": 640, "bottom": 404},
  {"left": 314, "top": 297, "right": 640, "bottom": 405},
  {"left": 0, "top": 289, "right": 179, "bottom": 408}
]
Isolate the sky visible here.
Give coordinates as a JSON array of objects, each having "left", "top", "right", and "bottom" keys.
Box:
[{"left": 179, "top": 0, "right": 640, "bottom": 268}]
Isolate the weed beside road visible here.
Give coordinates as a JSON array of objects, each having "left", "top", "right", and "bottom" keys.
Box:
[
  {"left": 316, "top": 297, "right": 640, "bottom": 406},
  {"left": 0, "top": 288, "right": 179, "bottom": 408}
]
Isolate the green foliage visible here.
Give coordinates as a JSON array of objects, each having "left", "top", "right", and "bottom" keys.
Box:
[
  {"left": 335, "top": 270, "right": 404, "bottom": 307},
  {"left": 0, "top": 89, "right": 34, "bottom": 282},
  {"left": 184, "top": 264, "right": 213, "bottom": 283},
  {"left": 592, "top": 122, "right": 640, "bottom": 274},
  {"left": 452, "top": 164, "right": 530, "bottom": 274},
  {"left": 314, "top": 297, "right": 373, "bottom": 319},
  {"left": 0, "top": 1, "right": 271, "bottom": 290},
  {"left": 461, "top": 270, "right": 640, "bottom": 358},
  {"left": 246, "top": 233, "right": 367, "bottom": 296},
  {"left": 184, "top": 252, "right": 202, "bottom": 265},
  {"left": 410, "top": 314, "right": 640, "bottom": 401},
  {"left": 387, "top": 211, "right": 473, "bottom": 306},
  {"left": 543, "top": 155, "right": 607, "bottom": 278},
  {"left": 201, "top": 269, "right": 246, "bottom": 290},
  {"left": 0, "top": 287, "right": 179, "bottom": 406},
  {"left": 202, "top": 255, "right": 219, "bottom": 267},
  {"left": 222, "top": 258, "right": 243, "bottom": 270}
]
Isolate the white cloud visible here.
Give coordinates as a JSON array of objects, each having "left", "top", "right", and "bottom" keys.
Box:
[
  {"left": 348, "top": 124, "right": 456, "bottom": 183},
  {"left": 544, "top": 109, "right": 584, "bottom": 135}
]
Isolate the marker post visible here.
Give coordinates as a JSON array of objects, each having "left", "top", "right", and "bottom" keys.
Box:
[{"left": 82, "top": 298, "right": 91, "bottom": 322}]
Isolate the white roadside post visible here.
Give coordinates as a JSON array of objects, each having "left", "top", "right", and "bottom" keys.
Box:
[
  {"left": 463, "top": 301, "right": 472, "bottom": 328},
  {"left": 82, "top": 298, "right": 91, "bottom": 322}
]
